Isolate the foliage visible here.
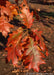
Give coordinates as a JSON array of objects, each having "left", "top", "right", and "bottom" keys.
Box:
[{"left": 0, "top": 0, "right": 49, "bottom": 72}]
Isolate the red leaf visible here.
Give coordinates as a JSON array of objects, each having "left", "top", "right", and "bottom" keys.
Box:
[
  {"left": 23, "top": 37, "right": 45, "bottom": 72},
  {"left": 19, "top": 3, "right": 34, "bottom": 28},
  {"left": 0, "top": 17, "right": 14, "bottom": 37},
  {"left": 0, "top": 6, "right": 13, "bottom": 22},
  {"left": 5, "top": 27, "right": 23, "bottom": 65},
  {"left": 6, "top": 1, "right": 18, "bottom": 16}
]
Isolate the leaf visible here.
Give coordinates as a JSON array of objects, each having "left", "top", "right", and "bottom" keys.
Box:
[
  {"left": 32, "top": 29, "right": 49, "bottom": 56},
  {"left": 23, "top": 37, "right": 45, "bottom": 72},
  {"left": 32, "top": 29, "right": 45, "bottom": 51},
  {"left": 0, "top": 1, "right": 18, "bottom": 22},
  {"left": 0, "top": 5, "right": 13, "bottom": 22},
  {"left": 5, "top": 27, "right": 23, "bottom": 65},
  {"left": 19, "top": 3, "right": 34, "bottom": 28},
  {"left": 6, "top": 1, "right": 18, "bottom": 16},
  {"left": 0, "top": 17, "right": 14, "bottom": 37}
]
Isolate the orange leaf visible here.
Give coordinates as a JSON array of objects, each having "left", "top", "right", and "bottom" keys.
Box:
[{"left": 0, "top": 17, "right": 14, "bottom": 37}]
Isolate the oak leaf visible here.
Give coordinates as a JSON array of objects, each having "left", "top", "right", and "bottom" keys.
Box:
[
  {"left": 23, "top": 37, "right": 45, "bottom": 72},
  {"left": 0, "top": 17, "right": 14, "bottom": 37},
  {"left": 5, "top": 27, "right": 23, "bottom": 65},
  {"left": 19, "top": 3, "right": 34, "bottom": 28}
]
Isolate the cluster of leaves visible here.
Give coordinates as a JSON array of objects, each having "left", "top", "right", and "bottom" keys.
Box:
[
  {"left": 0, "top": 0, "right": 49, "bottom": 72},
  {"left": 0, "top": 0, "right": 18, "bottom": 37}
]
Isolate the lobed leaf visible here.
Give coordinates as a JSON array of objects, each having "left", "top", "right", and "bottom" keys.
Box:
[
  {"left": 0, "top": 17, "right": 14, "bottom": 37},
  {"left": 19, "top": 0, "right": 34, "bottom": 28},
  {"left": 5, "top": 27, "right": 23, "bottom": 65}
]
